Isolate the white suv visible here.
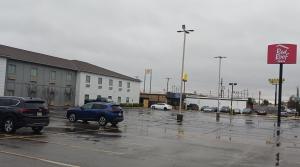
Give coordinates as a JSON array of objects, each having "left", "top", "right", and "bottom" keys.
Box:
[{"left": 150, "top": 103, "right": 172, "bottom": 110}]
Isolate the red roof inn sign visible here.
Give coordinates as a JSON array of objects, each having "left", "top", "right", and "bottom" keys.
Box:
[{"left": 268, "top": 44, "right": 297, "bottom": 64}]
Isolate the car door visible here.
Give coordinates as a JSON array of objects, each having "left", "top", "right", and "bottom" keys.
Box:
[{"left": 79, "top": 103, "right": 93, "bottom": 120}]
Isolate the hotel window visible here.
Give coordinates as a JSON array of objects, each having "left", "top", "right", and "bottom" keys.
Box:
[
  {"left": 127, "top": 82, "right": 130, "bottom": 88},
  {"left": 108, "top": 96, "right": 112, "bottom": 100},
  {"left": 98, "top": 78, "right": 102, "bottom": 85},
  {"left": 118, "top": 81, "right": 122, "bottom": 91},
  {"left": 84, "top": 94, "right": 89, "bottom": 100},
  {"left": 117, "top": 97, "right": 121, "bottom": 103},
  {"left": 50, "top": 71, "right": 56, "bottom": 81},
  {"left": 86, "top": 75, "right": 90, "bottom": 83},
  {"left": 30, "top": 68, "right": 38, "bottom": 81},
  {"left": 109, "top": 79, "right": 113, "bottom": 90},
  {"left": 8, "top": 64, "right": 16, "bottom": 74},
  {"left": 66, "top": 73, "right": 72, "bottom": 81},
  {"left": 126, "top": 97, "right": 129, "bottom": 103}
]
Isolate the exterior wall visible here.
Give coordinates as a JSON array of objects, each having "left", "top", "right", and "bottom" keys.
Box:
[
  {"left": 75, "top": 72, "right": 140, "bottom": 106},
  {"left": 0, "top": 57, "right": 7, "bottom": 96},
  {"left": 4, "top": 60, "right": 77, "bottom": 106}
]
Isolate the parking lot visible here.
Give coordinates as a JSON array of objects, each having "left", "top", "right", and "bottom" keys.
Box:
[{"left": 1, "top": 109, "right": 300, "bottom": 167}]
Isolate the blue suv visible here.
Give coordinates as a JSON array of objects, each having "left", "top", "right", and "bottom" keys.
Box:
[{"left": 66, "top": 102, "right": 124, "bottom": 126}]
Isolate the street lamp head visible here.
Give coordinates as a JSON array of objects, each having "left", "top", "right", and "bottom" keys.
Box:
[
  {"left": 214, "top": 56, "right": 227, "bottom": 59},
  {"left": 229, "top": 83, "right": 237, "bottom": 86},
  {"left": 182, "top": 24, "right": 186, "bottom": 30}
]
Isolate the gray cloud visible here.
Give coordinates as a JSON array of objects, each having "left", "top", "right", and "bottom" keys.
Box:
[{"left": 1, "top": 0, "right": 300, "bottom": 102}]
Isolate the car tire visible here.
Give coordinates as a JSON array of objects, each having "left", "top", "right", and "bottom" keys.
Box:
[
  {"left": 151, "top": 106, "right": 155, "bottom": 110},
  {"left": 32, "top": 126, "right": 43, "bottom": 134},
  {"left": 3, "top": 117, "right": 16, "bottom": 134},
  {"left": 111, "top": 122, "right": 118, "bottom": 127},
  {"left": 98, "top": 116, "right": 107, "bottom": 126},
  {"left": 164, "top": 107, "right": 167, "bottom": 111},
  {"left": 68, "top": 113, "right": 77, "bottom": 123}
]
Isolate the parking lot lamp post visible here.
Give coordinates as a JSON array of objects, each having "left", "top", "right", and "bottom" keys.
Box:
[
  {"left": 214, "top": 56, "right": 226, "bottom": 121},
  {"left": 177, "top": 25, "right": 194, "bottom": 122},
  {"left": 229, "top": 83, "right": 237, "bottom": 115}
]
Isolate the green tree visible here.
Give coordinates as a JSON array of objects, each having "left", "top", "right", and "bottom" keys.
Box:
[{"left": 261, "top": 99, "right": 269, "bottom": 106}]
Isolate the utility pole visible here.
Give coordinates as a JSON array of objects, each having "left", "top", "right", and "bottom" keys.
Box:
[
  {"left": 165, "top": 77, "right": 171, "bottom": 93},
  {"left": 258, "top": 91, "right": 261, "bottom": 105},
  {"left": 229, "top": 83, "right": 237, "bottom": 115},
  {"left": 149, "top": 69, "right": 152, "bottom": 93},
  {"left": 214, "top": 56, "right": 226, "bottom": 121}
]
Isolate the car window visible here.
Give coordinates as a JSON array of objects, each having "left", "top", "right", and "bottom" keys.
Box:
[
  {"left": 9, "top": 99, "right": 20, "bottom": 106},
  {"left": 0, "top": 98, "right": 10, "bottom": 106},
  {"left": 82, "top": 103, "right": 93, "bottom": 110},
  {"left": 92, "top": 104, "right": 107, "bottom": 109},
  {"left": 24, "top": 101, "right": 47, "bottom": 109}
]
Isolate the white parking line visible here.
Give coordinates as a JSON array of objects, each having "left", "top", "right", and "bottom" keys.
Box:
[{"left": 0, "top": 150, "right": 80, "bottom": 167}]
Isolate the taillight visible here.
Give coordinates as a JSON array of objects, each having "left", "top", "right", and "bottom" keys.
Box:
[{"left": 18, "top": 108, "right": 31, "bottom": 113}]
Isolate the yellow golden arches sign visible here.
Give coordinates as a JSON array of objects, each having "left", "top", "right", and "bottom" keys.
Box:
[
  {"left": 268, "top": 78, "right": 285, "bottom": 85},
  {"left": 182, "top": 73, "right": 188, "bottom": 82}
]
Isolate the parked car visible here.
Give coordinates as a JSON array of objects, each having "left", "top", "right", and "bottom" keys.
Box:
[
  {"left": 281, "top": 111, "right": 288, "bottom": 117},
  {"left": 220, "top": 106, "right": 230, "bottom": 113},
  {"left": 286, "top": 108, "right": 297, "bottom": 116},
  {"left": 233, "top": 108, "right": 241, "bottom": 114},
  {"left": 255, "top": 110, "right": 267, "bottom": 115},
  {"left": 150, "top": 103, "right": 172, "bottom": 110},
  {"left": 187, "top": 103, "right": 199, "bottom": 111},
  {"left": 241, "top": 108, "right": 252, "bottom": 114},
  {"left": 0, "top": 96, "right": 49, "bottom": 133},
  {"left": 200, "top": 106, "right": 209, "bottom": 111},
  {"left": 67, "top": 102, "right": 124, "bottom": 126},
  {"left": 203, "top": 107, "right": 217, "bottom": 112}
]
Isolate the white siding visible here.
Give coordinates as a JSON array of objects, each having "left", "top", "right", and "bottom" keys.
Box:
[
  {"left": 0, "top": 57, "right": 7, "bottom": 96},
  {"left": 75, "top": 72, "right": 140, "bottom": 106}
]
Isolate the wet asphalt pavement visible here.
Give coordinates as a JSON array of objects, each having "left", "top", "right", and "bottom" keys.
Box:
[{"left": 1, "top": 109, "right": 300, "bottom": 167}]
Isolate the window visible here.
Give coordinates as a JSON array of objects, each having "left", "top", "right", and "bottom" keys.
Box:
[
  {"left": 109, "top": 79, "right": 113, "bottom": 90},
  {"left": 66, "top": 73, "right": 72, "bottom": 81},
  {"left": 119, "top": 88, "right": 122, "bottom": 91},
  {"left": 108, "top": 96, "right": 112, "bottom": 100},
  {"left": 97, "top": 95, "right": 101, "bottom": 99},
  {"left": 126, "top": 97, "right": 129, "bottom": 103},
  {"left": 117, "top": 97, "right": 121, "bottom": 103},
  {"left": 82, "top": 103, "right": 93, "bottom": 110},
  {"left": 92, "top": 104, "right": 107, "bottom": 109},
  {"left": 8, "top": 64, "right": 16, "bottom": 74},
  {"left": 0, "top": 98, "right": 10, "bottom": 106},
  {"left": 50, "top": 71, "right": 56, "bottom": 81},
  {"left": 7, "top": 90, "right": 14, "bottom": 96},
  {"left": 84, "top": 94, "right": 89, "bottom": 100},
  {"left": 98, "top": 78, "right": 102, "bottom": 85},
  {"left": 109, "top": 79, "right": 113, "bottom": 86},
  {"left": 127, "top": 82, "right": 130, "bottom": 88},
  {"left": 98, "top": 86, "right": 102, "bottom": 89},
  {"left": 30, "top": 68, "right": 37, "bottom": 81},
  {"left": 119, "top": 81, "right": 122, "bottom": 87},
  {"left": 86, "top": 75, "right": 90, "bottom": 83}
]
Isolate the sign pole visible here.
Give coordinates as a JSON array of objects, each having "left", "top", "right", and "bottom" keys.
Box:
[{"left": 277, "top": 63, "right": 283, "bottom": 129}]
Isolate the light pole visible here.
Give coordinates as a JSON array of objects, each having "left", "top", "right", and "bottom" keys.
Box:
[
  {"left": 214, "top": 56, "right": 226, "bottom": 121},
  {"left": 177, "top": 24, "right": 194, "bottom": 122},
  {"left": 229, "top": 83, "right": 237, "bottom": 115},
  {"left": 165, "top": 77, "right": 171, "bottom": 93}
]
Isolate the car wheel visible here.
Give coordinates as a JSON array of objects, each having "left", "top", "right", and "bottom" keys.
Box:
[
  {"left": 111, "top": 122, "right": 118, "bottom": 127},
  {"left": 151, "top": 106, "right": 155, "bottom": 109},
  {"left": 164, "top": 107, "right": 167, "bottom": 111},
  {"left": 68, "top": 113, "right": 77, "bottom": 122},
  {"left": 3, "top": 117, "right": 16, "bottom": 133},
  {"left": 98, "top": 116, "right": 107, "bottom": 126},
  {"left": 32, "top": 126, "right": 43, "bottom": 134}
]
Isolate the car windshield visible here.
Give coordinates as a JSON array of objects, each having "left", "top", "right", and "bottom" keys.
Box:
[{"left": 24, "top": 101, "right": 47, "bottom": 109}]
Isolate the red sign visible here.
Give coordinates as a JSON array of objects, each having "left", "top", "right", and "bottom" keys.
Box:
[{"left": 267, "top": 44, "right": 297, "bottom": 64}]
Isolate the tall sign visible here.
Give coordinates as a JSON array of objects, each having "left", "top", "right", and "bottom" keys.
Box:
[
  {"left": 268, "top": 44, "right": 297, "bottom": 64},
  {"left": 268, "top": 44, "right": 297, "bottom": 166}
]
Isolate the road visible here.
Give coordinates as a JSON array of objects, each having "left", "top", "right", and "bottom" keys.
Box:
[{"left": 0, "top": 109, "right": 300, "bottom": 167}]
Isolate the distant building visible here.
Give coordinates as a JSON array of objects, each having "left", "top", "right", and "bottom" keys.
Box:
[{"left": 0, "top": 44, "right": 140, "bottom": 107}]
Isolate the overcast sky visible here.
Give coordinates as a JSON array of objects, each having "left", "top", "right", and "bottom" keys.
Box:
[{"left": 1, "top": 0, "right": 300, "bottom": 102}]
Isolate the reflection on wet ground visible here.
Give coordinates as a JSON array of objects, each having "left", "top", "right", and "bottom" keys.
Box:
[{"left": 1, "top": 109, "right": 300, "bottom": 166}]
